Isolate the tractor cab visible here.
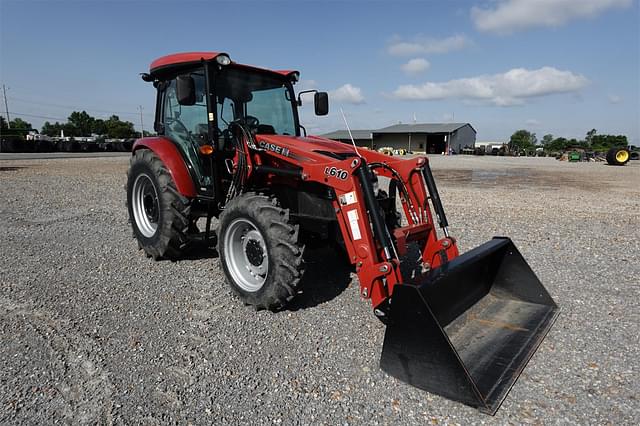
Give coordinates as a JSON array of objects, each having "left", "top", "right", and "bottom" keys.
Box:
[{"left": 143, "top": 52, "right": 327, "bottom": 197}]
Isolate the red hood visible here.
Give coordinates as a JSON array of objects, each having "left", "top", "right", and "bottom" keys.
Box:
[{"left": 256, "top": 134, "right": 359, "bottom": 155}]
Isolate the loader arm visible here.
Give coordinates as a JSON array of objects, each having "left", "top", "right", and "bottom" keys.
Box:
[{"left": 248, "top": 134, "right": 459, "bottom": 312}]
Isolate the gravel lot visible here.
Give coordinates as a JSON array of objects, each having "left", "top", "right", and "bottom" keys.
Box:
[{"left": 1, "top": 154, "right": 638, "bottom": 424}]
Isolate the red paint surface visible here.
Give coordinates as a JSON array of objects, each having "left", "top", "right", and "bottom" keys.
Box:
[
  {"left": 132, "top": 137, "right": 197, "bottom": 198},
  {"left": 150, "top": 52, "right": 223, "bottom": 73},
  {"left": 150, "top": 52, "right": 298, "bottom": 77}
]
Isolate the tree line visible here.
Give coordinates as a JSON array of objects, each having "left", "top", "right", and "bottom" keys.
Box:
[
  {"left": 509, "top": 129, "right": 629, "bottom": 153},
  {"left": 0, "top": 111, "right": 147, "bottom": 139}
]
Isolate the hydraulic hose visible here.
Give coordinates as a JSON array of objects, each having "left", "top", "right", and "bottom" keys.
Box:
[
  {"left": 422, "top": 162, "right": 449, "bottom": 235},
  {"left": 356, "top": 159, "right": 395, "bottom": 261}
]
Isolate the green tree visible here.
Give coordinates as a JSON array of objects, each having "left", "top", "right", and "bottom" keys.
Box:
[
  {"left": 545, "top": 137, "right": 568, "bottom": 152},
  {"left": 0, "top": 116, "right": 7, "bottom": 130},
  {"left": 105, "top": 115, "right": 136, "bottom": 138},
  {"left": 6, "top": 118, "right": 33, "bottom": 137},
  {"left": 92, "top": 118, "right": 107, "bottom": 135},
  {"left": 41, "top": 121, "right": 64, "bottom": 137},
  {"left": 509, "top": 129, "right": 537, "bottom": 152},
  {"left": 590, "top": 134, "right": 628, "bottom": 150},
  {"left": 10, "top": 118, "right": 32, "bottom": 131},
  {"left": 541, "top": 134, "right": 554, "bottom": 146},
  {"left": 567, "top": 138, "right": 580, "bottom": 148},
  {"left": 68, "top": 111, "right": 95, "bottom": 136}
]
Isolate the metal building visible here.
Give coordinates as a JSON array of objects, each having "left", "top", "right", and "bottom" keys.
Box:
[
  {"left": 372, "top": 123, "right": 476, "bottom": 154},
  {"left": 320, "top": 129, "right": 373, "bottom": 148}
]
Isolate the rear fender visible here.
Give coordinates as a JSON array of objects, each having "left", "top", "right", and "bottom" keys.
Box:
[{"left": 132, "top": 137, "right": 197, "bottom": 197}]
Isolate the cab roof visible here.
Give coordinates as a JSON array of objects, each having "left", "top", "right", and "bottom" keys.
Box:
[{"left": 149, "top": 52, "right": 298, "bottom": 79}]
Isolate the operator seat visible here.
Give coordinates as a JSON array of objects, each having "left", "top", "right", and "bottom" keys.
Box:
[{"left": 257, "top": 124, "right": 276, "bottom": 135}]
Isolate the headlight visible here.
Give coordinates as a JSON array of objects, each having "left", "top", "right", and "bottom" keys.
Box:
[{"left": 216, "top": 54, "right": 231, "bottom": 66}]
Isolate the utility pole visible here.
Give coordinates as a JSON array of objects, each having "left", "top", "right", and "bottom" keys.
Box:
[
  {"left": 2, "top": 85, "right": 10, "bottom": 127},
  {"left": 138, "top": 105, "right": 144, "bottom": 137}
]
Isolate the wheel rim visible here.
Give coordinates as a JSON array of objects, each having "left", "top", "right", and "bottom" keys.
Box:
[
  {"left": 224, "top": 218, "right": 269, "bottom": 292},
  {"left": 132, "top": 173, "right": 159, "bottom": 238},
  {"left": 616, "top": 150, "right": 629, "bottom": 163}
]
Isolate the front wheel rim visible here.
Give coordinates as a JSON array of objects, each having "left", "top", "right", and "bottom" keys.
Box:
[
  {"left": 132, "top": 173, "right": 159, "bottom": 238},
  {"left": 224, "top": 218, "right": 269, "bottom": 292}
]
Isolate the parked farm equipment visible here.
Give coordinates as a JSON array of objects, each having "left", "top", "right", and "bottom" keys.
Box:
[{"left": 606, "top": 146, "right": 635, "bottom": 166}]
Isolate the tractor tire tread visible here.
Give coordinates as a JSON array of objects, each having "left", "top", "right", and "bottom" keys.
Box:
[
  {"left": 218, "top": 191, "right": 305, "bottom": 311},
  {"left": 126, "top": 149, "right": 192, "bottom": 260}
]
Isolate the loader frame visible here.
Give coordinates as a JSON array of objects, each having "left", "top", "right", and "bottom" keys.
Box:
[{"left": 241, "top": 138, "right": 460, "bottom": 312}]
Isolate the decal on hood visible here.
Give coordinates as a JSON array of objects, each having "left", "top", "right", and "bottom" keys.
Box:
[{"left": 259, "top": 141, "right": 290, "bottom": 157}]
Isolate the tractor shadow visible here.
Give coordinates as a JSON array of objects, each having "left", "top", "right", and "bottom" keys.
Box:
[
  {"left": 179, "top": 246, "right": 219, "bottom": 260},
  {"left": 173, "top": 234, "right": 219, "bottom": 261},
  {"left": 286, "top": 246, "right": 353, "bottom": 311}
]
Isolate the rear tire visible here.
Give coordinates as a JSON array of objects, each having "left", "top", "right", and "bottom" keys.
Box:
[
  {"left": 606, "top": 147, "right": 630, "bottom": 166},
  {"left": 126, "top": 149, "right": 192, "bottom": 260},
  {"left": 218, "top": 192, "right": 304, "bottom": 310}
]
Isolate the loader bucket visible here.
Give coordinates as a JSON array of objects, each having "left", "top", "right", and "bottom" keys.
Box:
[{"left": 380, "top": 237, "right": 558, "bottom": 415}]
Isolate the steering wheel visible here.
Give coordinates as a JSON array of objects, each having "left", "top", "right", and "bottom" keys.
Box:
[
  {"left": 245, "top": 115, "right": 259, "bottom": 127},
  {"left": 234, "top": 115, "right": 259, "bottom": 128}
]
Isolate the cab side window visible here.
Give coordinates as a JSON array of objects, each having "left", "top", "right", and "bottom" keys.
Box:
[{"left": 163, "top": 73, "right": 207, "bottom": 181}]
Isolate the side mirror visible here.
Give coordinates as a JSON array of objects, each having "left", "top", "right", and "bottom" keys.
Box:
[
  {"left": 176, "top": 75, "right": 196, "bottom": 106},
  {"left": 314, "top": 92, "right": 329, "bottom": 116}
]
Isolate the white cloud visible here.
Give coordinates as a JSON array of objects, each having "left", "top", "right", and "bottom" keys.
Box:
[
  {"left": 330, "top": 84, "right": 365, "bottom": 104},
  {"left": 401, "top": 58, "right": 431, "bottom": 75},
  {"left": 388, "top": 34, "right": 469, "bottom": 56},
  {"left": 472, "top": 0, "right": 632, "bottom": 34},
  {"left": 525, "top": 119, "right": 541, "bottom": 126},
  {"left": 392, "top": 66, "right": 589, "bottom": 106},
  {"left": 608, "top": 94, "right": 622, "bottom": 104}
]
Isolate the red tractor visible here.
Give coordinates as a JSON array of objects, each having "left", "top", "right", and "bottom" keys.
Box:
[{"left": 127, "top": 52, "right": 558, "bottom": 414}]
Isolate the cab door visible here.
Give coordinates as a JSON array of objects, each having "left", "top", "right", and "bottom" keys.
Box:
[{"left": 162, "top": 72, "right": 210, "bottom": 190}]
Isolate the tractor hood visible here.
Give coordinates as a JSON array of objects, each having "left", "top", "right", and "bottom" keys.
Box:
[{"left": 255, "top": 134, "right": 360, "bottom": 162}]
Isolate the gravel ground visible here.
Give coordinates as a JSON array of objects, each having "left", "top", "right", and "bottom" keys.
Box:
[{"left": 0, "top": 155, "right": 638, "bottom": 424}]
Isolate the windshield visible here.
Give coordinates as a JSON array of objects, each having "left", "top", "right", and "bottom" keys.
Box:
[{"left": 215, "top": 67, "right": 297, "bottom": 136}]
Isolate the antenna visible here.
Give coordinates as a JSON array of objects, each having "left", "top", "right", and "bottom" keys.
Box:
[{"left": 340, "top": 107, "right": 362, "bottom": 157}]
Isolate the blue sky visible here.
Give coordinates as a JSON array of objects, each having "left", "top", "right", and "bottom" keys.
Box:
[{"left": 1, "top": 0, "right": 638, "bottom": 143}]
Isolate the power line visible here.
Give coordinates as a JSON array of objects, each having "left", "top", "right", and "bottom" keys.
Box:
[
  {"left": 9, "top": 112, "right": 69, "bottom": 121},
  {"left": 8, "top": 96, "right": 143, "bottom": 116}
]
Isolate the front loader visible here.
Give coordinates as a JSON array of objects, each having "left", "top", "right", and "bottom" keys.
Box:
[{"left": 127, "top": 52, "right": 558, "bottom": 414}]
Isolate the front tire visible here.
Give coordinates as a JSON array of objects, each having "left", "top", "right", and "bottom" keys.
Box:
[
  {"left": 126, "top": 149, "right": 192, "bottom": 259},
  {"left": 218, "top": 193, "right": 304, "bottom": 310}
]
